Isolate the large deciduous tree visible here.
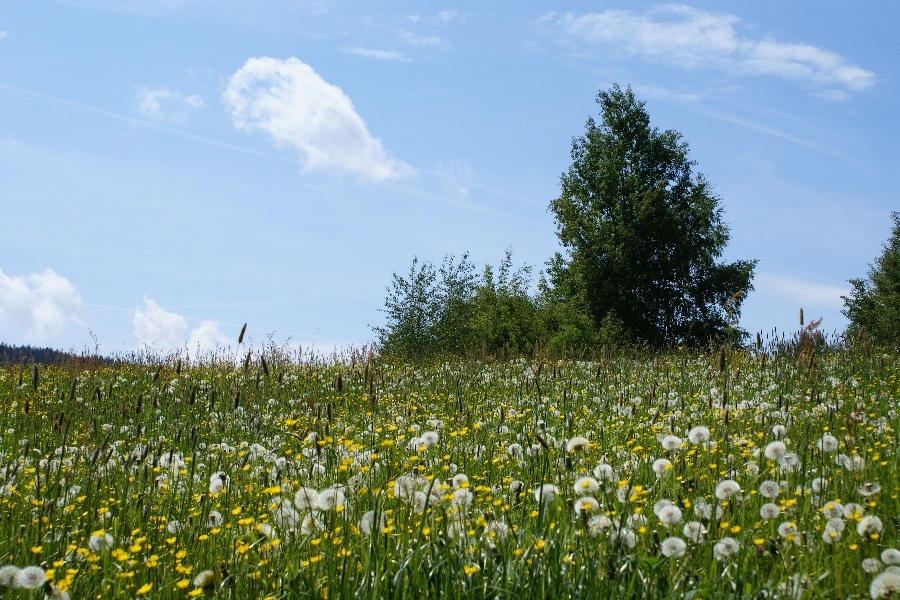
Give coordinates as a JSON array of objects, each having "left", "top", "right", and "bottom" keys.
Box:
[
  {"left": 843, "top": 212, "right": 900, "bottom": 346},
  {"left": 547, "top": 85, "right": 756, "bottom": 347}
]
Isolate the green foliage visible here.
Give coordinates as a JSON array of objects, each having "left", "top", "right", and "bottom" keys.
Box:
[
  {"left": 374, "top": 251, "right": 544, "bottom": 358},
  {"left": 546, "top": 85, "right": 756, "bottom": 347},
  {"left": 843, "top": 211, "right": 900, "bottom": 346}
]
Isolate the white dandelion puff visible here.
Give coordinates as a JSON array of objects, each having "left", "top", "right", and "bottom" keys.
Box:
[
  {"left": 715, "top": 479, "right": 740, "bottom": 500},
  {"left": 574, "top": 476, "right": 600, "bottom": 495},
  {"left": 764, "top": 441, "right": 787, "bottom": 461},
  {"left": 661, "top": 536, "right": 687, "bottom": 558}
]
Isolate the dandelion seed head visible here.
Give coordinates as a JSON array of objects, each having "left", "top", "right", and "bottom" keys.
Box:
[
  {"left": 661, "top": 536, "right": 687, "bottom": 558},
  {"left": 574, "top": 476, "right": 600, "bottom": 495},
  {"left": 715, "top": 479, "right": 740, "bottom": 500},
  {"left": 652, "top": 458, "right": 672, "bottom": 477},
  {"left": 758, "top": 480, "right": 780, "bottom": 499},
  {"left": 566, "top": 436, "right": 589, "bottom": 453},
  {"left": 682, "top": 521, "right": 705, "bottom": 542},
  {"left": 593, "top": 463, "right": 615, "bottom": 481},
  {"left": 658, "top": 505, "right": 683, "bottom": 526},
  {"left": 713, "top": 537, "right": 740, "bottom": 559},
  {"left": 688, "top": 426, "right": 710, "bottom": 444},
  {"left": 882, "top": 549, "right": 900, "bottom": 565},
  {"left": 315, "top": 487, "right": 346, "bottom": 512},
  {"left": 858, "top": 515, "right": 884, "bottom": 537},
  {"left": 871, "top": 568, "right": 900, "bottom": 599},
  {"left": 13, "top": 566, "right": 46, "bottom": 590},
  {"left": 862, "top": 558, "right": 883, "bottom": 574},
  {"left": 0, "top": 565, "right": 20, "bottom": 589},
  {"left": 534, "top": 484, "right": 558, "bottom": 503},
  {"left": 760, "top": 503, "right": 781, "bottom": 520},
  {"left": 574, "top": 496, "right": 599, "bottom": 514},
  {"left": 661, "top": 435, "right": 682, "bottom": 451},
  {"left": 764, "top": 441, "right": 787, "bottom": 461},
  {"left": 817, "top": 434, "right": 839, "bottom": 452}
]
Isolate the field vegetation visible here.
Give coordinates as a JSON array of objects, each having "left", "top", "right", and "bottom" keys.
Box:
[{"left": 1, "top": 332, "right": 899, "bottom": 599}]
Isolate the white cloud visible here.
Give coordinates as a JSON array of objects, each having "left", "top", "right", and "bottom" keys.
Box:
[
  {"left": 223, "top": 56, "right": 413, "bottom": 182},
  {"left": 0, "top": 268, "right": 83, "bottom": 344},
  {"left": 554, "top": 5, "right": 875, "bottom": 93},
  {"left": 437, "top": 160, "right": 473, "bottom": 199},
  {"left": 133, "top": 297, "right": 232, "bottom": 353},
  {"left": 0, "top": 133, "right": 17, "bottom": 152},
  {"left": 346, "top": 47, "right": 409, "bottom": 62},
  {"left": 187, "top": 320, "right": 231, "bottom": 353},
  {"left": 398, "top": 31, "right": 445, "bottom": 47},
  {"left": 0, "top": 31, "right": 8, "bottom": 39},
  {"left": 133, "top": 297, "right": 187, "bottom": 350},
  {"left": 754, "top": 272, "right": 849, "bottom": 309},
  {"left": 135, "top": 85, "right": 204, "bottom": 121}
]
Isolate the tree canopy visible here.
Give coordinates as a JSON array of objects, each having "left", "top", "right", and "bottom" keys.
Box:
[
  {"left": 546, "top": 85, "right": 756, "bottom": 347},
  {"left": 843, "top": 212, "right": 900, "bottom": 346}
]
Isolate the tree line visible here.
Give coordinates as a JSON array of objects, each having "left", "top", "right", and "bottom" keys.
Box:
[{"left": 375, "top": 85, "right": 898, "bottom": 358}]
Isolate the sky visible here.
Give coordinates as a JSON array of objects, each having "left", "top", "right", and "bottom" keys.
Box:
[{"left": 0, "top": 1, "right": 896, "bottom": 356}]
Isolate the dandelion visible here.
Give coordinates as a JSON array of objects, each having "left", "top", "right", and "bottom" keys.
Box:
[
  {"left": 315, "top": 487, "right": 346, "bottom": 511},
  {"left": 208, "top": 510, "right": 223, "bottom": 528},
  {"left": 859, "top": 482, "right": 882, "bottom": 497},
  {"left": 778, "top": 522, "right": 798, "bottom": 538},
  {"left": 682, "top": 521, "right": 705, "bottom": 542},
  {"left": 661, "top": 537, "right": 687, "bottom": 558},
  {"left": 826, "top": 518, "right": 845, "bottom": 534},
  {"left": 420, "top": 431, "right": 439, "bottom": 447},
  {"left": 758, "top": 480, "right": 780, "bottom": 499},
  {"left": 574, "top": 476, "right": 600, "bottom": 495},
  {"left": 507, "top": 443, "right": 523, "bottom": 459},
  {"left": 208, "top": 471, "right": 228, "bottom": 494},
  {"left": 574, "top": 496, "right": 599, "bottom": 514},
  {"left": 628, "top": 513, "right": 648, "bottom": 528},
  {"left": 193, "top": 570, "right": 217, "bottom": 592},
  {"left": 13, "top": 566, "right": 46, "bottom": 590},
  {"left": 411, "top": 491, "right": 429, "bottom": 513},
  {"left": 713, "top": 537, "right": 740, "bottom": 559},
  {"left": 779, "top": 453, "right": 799, "bottom": 471},
  {"left": 167, "top": 520, "right": 183, "bottom": 534},
  {"left": 883, "top": 549, "right": 900, "bottom": 565},
  {"left": 484, "top": 520, "right": 509, "bottom": 540},
  {"left": 566, "top": 436, "right": 590, "bottom": 453},
  {"left": 587, "top": 515, "right": 613, "bottom": 536},
  {"left": 871, "top": 568, "right": 900, "bottom": 599},
  {"left": 452, "top": 488, "right": 473, "bottom": 510},
  {"left": 760, "top": 503, "right": 780, "bottom": 520},
  {"left": 652, "top": 458, "right": 672, "bottom": 477},
  {"left": 0, "top": 565, "right": 19, "bottom": 589},
  {"left": 661, "top": 435, "right": 682, "bottom": 451},
  {"left": 822, "top": 501, "right": 845, "bottom": 519},
  {"left": 688, "top": 426, "right": 710, "bottom": 444},
  {"left": 858, "top": 516, "right": 883, "bottom": 537},
  {"left": 771, "top": 425, "right": 786, "bottom": 438},
  {"left": 358, "top": 511, "right": 385, "bottom": 536},
  {"left": 715, "top": 479, "right": 740, "bottom": 500},
  {"left": 593, "top": 463, "right": 616, "bottom": 481},
  {"left": 294, "top": 487, "right": 319, "bottom": 510},
  {"left": 658, "top": 505, "right": 682, "bottom": 526},
  {"left": 301, "top": 513, "right": 324, "bottom": 535},
  {"left": 811, "top": 478, "right": 827, "bottom": 493},
  {"left": 822, "top": 527, "right": 841, "bottom": 543},
  {"left": 452, "top": 474, "right": 469, "bottom": 489},
  {"left": 272, "top": 499, "right": 299, "bottom": 530},
  {"left": 609, "top": 527, "right": 636, "bottom": 549},
  {"left": 817, "top": 434, "right": 839, "bottom": 452},
  {"left": 534, "top": 484, "right": 559, "bottom": 503},
  {"left": 862, "top": 558, "right": 883, "bottom": 574},
  {"left": 764, "top": 441, "right": 787, "bottom": 461},
  {"left": 509, "top": 480, "right": 526, "bottom": 496},
  {"left": 88, "top": 532, "right": 115, "bottom": 552}
]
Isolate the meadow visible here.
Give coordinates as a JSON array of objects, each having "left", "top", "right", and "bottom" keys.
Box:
[{"left": 0, "top": 338, "right": 898, "bottom": 599}]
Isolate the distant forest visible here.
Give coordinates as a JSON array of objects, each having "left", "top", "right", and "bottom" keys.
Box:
[{"left": 0, "top": 342, "right": 109, "bottom": 366}]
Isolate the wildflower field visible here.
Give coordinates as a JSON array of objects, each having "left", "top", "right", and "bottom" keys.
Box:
[{"left": 1, "top": 343, "right": 899, "bottom": 599}]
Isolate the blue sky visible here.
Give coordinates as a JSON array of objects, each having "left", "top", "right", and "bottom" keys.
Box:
[{"left": 0, "top": 1, "right": 895, "bottom": 355}]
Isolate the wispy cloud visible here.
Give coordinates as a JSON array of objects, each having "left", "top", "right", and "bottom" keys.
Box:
[
  {"left": 223, "top": 56, "right": 413, "bottom": 182},
  {"left": 403, "top": 9, "right": 465, "bottom": 25},
  {"left": 0, "top": 268, "right": 83, "bottom": 344},
  {"left": 0, "top": 31, "right": 8, "bottom": 39},
  {"left": 134, "top": 85, "right": 204, "bottom": 122},
  {"left": 754, "top": 271, "right": 850, "bottom": 309},
  {"left": 346, "top": 47, "right": 409, "bottom": 62},
  {"left": 398, "top": 30, "right": 445, "bottom": 47},
  {"left": 551, "top": 5, "right": 874, "bottom": 95}
]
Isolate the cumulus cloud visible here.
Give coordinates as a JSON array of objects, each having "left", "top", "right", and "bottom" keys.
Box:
[
  {"left": 135, "top": 85, "right": 204, "bottom": 121},
  {"left": 0, "top": 268, "right": 83, "bottom": 344},
  {"left": 346, "top": 47, "right": 409, "bottom": 62},
  {"left": 223, "top": 56, "right": 413, "bottom": 181},
  {"left": 133, "top": 297, "right": 187, "bottom": 350},
  {"left": 187, "top": 320, "right": 232, "bottom": 353},
  {"left": 553, "top": 5, "right": 875, "bottom": 93},
  {"left": 133, "top": 297, "right": 231, "bottom": 353}
]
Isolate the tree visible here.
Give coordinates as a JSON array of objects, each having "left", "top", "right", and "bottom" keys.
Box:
[
  {"left": 842, "top": 212, "right": 900, "bottom": 346},
  {"left": 546, "top": 85, "right": 756, "bottom": 347}
]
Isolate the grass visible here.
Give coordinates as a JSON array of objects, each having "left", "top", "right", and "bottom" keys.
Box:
[{"left": 0, "top": 340, "right": 897, "bottom": 599}]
